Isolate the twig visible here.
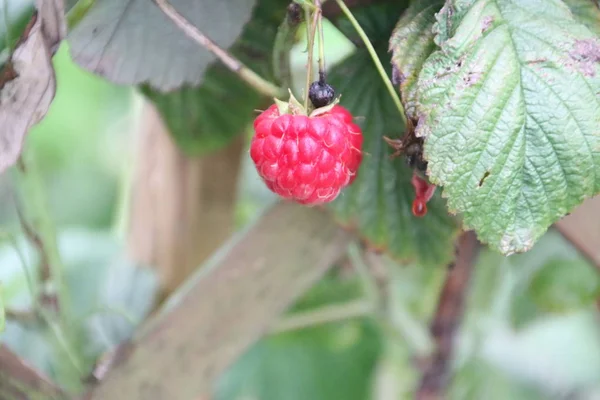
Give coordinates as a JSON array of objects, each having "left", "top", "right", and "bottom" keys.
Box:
[
  {"left": 4, "top": 308, "right": 40, "bottom": 325},
  {"left": 0, "top": 345, "right": 68, "bottom": 399},
  {"left": 0, "top": 230, "right": 86, "bottom": 381},
  {"left": 349, "top": 247, "right": 433, "bottom": 357},
  {"left": 152, "top": 0, "right": 284, "bottom": 98},
  {"left": 13, "top": 149, "right": 84, "bottom": 386},
  {"left": 347, "top": 242, "right": 380, "bottom": 306},
  {"left": 15, "top": 208, "right": 51, "bottom": 283},
  {"left": 270, "top": 300, "right": 371, "bottom": 334},
  {"left": 86, "top": 202, "right": 351, "bottom": 399},
  {"left": 415, "top": 231, "right": 479, "bottom": 400},
  {"left": 332, "top": 0, "right": 407, "bottom": 124},
  {"left": 14, "top": 153, "right": 69, "bottom": 314}
]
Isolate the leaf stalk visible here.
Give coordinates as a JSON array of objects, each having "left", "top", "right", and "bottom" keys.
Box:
[
  {"left": 333, "top": 0, "right": 406, "bottom": 124},
  {"left": 153, "top": 0, "right": 285, "bottom": 98}
]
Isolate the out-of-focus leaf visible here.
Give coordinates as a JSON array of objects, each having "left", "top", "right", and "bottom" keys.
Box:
[
  {"left": 0, "top": 344, "right": 68, "bottom": 399},
  {"left": 328, "top": 4, "right": 458, "bottom": 267},
  {"left": 141, "top": 0, "right": 289, "bottom": 154},
  {"left": 389, "top": 0, "right": 443, "bottom": 121},
  {"left": 464, "top": 230, "right": 589, "bottom": 325},
  {"left": 416, "top": 0, "right": 600, "bottom": 254},
  {"left": 216, "top": 274, "right": 381, "bottom": 400},
  {"left": 565, "top": 0, "right": 600, "bottom": 35},
  {"left": 0, "top": 285, "right": 4, "bottom": 333},
  {"left": 216, "top": 322, "right": 380, "bottom": 400},
  {"left": 451, "top": 359, "right": 543, "bottom": 400},
  {"left": 1, "top": 321, "right": 56, "bottom": 380},
  {"left": 481, "top": 313, "right": 600, "bottom": 396},
  {"left": 0, "top": 0, "right": 66, "bottom": 174},
  {"left": 0, "top": 229, "right": 158, "bottom": 390},
  {"left": 457, "top": 230, "right": 600, "bottom": 397},
  {"left": 68, "top": 0, "right": 256, "bottom": 90},
  {"left": 0, "top": 0, "right": 35, "bottom": 61},
  {"left": 528, "top": 258, "right": 600, "bottom": 313},
  {"left": 82, "top": 256, "right": 158, "bottom": 356}
]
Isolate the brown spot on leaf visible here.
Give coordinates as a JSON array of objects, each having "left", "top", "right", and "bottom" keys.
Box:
[
  {"left": 463, "top": 71, "right": 483, "bottom": 87},
  {"left": 481, "top": 16, "right": 494, "bottom": 33},
  {"left": 569, "top": 39, "right": 600, "bottom": 77},
  {"left": 478, "top": 171, "right": 490, "bottom": 187},
  {"left": 0, "top": 62, "right": 18, "bottom": 91},
  {"left": 392, "top": 64, "right": 405, "bottom": 86}
]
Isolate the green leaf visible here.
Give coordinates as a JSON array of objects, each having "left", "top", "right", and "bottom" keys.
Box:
[
  {"left": 564, "top": 0, "right": 600, "bottom": 36},
  {"left": 389, "top": 0, "right": 444, "bottom": 121},
  {"left": 527, "top": 258, "right": 600, "bottom": 314},
  {"left": 457, "top": 231, "right": 600, "bottom": 396},
  {"left": 480, "top": 312, "right": 600, "bottom": 396},
  {"left": 452, "top": 359, "right": 544, "bottom": 400},
  {"left": 80, "top": 256, "right": 158, "bottom": 362},
  {"left": 141, "top": 0, "right": 289, "bottom": 154},
  {"left": 328, "top": 5, "right": 458, "bottom": 268},
  {"left": 68, "top": 0, "right": 257, "bottom": 90},
  {"left": 0, "top": 0, "right": 35, "bottom": 63},
  {"left": 216, "top": 322, "right": 380, "bottom": 400},
  {"left": 415, "top": 0, "right": 600, "bottom": 254},
  {"left": 0, "top": 230, "right": 158, "bottom": 390},
  {"left": 215, "top": 275, "right": 381, "bottom": 400},
  {"left": 0, "top": 285, "right": 4, "bottom": 333}
]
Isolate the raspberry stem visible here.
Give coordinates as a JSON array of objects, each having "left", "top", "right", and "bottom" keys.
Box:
[
  {"left": 333, "top": 0, "right": 407, "bottom": 125},
  {"left": 315, "top": 0, "right": 327, "bottom": 82},
  {"left": 153, "top": 0, "right": 285, "bottom": 98},
  {"left": 304, "top": 4, "right": 320, "bottom": 110}
]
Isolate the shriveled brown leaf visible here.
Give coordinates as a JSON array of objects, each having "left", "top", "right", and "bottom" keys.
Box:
[{"left": 0, "top": 0, "right": 65, "bottom": 174}]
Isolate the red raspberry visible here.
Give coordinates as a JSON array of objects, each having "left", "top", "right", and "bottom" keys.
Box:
[{"left": 250, "top": 103, "right": 363, "bottom": 205}]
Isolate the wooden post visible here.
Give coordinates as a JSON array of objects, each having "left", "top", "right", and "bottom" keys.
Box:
[{"left": 127, "top": 101, "right": 245, "bottom": 296}]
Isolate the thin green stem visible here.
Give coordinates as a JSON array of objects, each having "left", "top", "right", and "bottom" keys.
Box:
[
  {"left": 303, "top": 4, "right": 320, "bottom": 109},
  {"left": 315, "top": 0, "right": 326, "bottom": 80},
  {"left": 75, "top": 305, "right": 138, "bottom": 328},
  {"left": 153, "top": 0, "right": 284, "bottom": 98},
  {"left": 15, "top": 150, "right": 71, "bottom": 322},
  {"left": 0, "top": 231, "right": 85, "bottom": 379},
  {"left": 333, "top": 0, "right": 407, "bottom": 124},
  {"left": 347, "top": 242, "right": 380, "bottom": 307},
  {"left": 13, "top": 149, "right": 84, "bottom": 386},
  {"left": 270, "top": 300, "right": 371, "bottom": 334}
]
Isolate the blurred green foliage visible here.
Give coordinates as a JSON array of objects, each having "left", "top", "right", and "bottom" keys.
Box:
[
  {"left": 1, "top": 44, "right": 133, "bottom": 230},
  {"left": 0, "top": 4, "right": 599, "bottom": 400}
]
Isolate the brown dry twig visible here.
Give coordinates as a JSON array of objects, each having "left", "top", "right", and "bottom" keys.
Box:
[
  {"left": 0, "top": 345, "right": 68, "bottom": 399},
  {"left": 416, "top": 231, "right": 480, "bottom": 400}
]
